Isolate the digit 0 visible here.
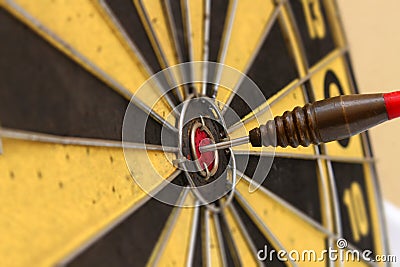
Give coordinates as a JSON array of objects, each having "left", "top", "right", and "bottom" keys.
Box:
[
  {"left": 301, "top": 0, "right": 326, "bottom": 39},
  {"left": 343, "top": 182, "right": 369, "bottom": 242}
]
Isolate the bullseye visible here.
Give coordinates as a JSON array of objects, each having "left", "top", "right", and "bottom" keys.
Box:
[
  {"left": 194, "top": 128, "right": 215, "bottom": 172},
  {"left": 189, "top": 121, "right": 219, "bottom": 179}
]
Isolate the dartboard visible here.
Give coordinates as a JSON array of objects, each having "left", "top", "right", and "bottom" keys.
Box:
[{"left": 0, "top": 0, "right": 389, "bottom": 266}]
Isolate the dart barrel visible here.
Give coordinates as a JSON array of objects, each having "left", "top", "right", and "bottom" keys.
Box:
[{"left": 249, "top": 93, "right": 391, "bottom": 148}]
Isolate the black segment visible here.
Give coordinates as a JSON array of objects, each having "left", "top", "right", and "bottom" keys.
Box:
[
  {"left": 67, "top": 176, "right": 184, "bottom": 267},
  {"left": 229, "top": 21, "right": 298, "bottom": 121},
  {"left": 104, "top": 0, "right": 161, "bottom": 72},
  {"left": 225, "top": 94, "right": 252, "bottom": 127},
  {"left": 124, "top": 107, "right": 176, "bottom": 146},
  {"left": 208, "top": 0, "right": 229, "bottom": 63},
  {"left": 167, "top": 0, "right": 189, "bottom": 63},
  {"left": 246, "top": 22, "right": 298, "bottom": 96},
  {"left": 170, "top": 172, "right": 189, "bottom": 186},
  {"left": 206, "top": 0, "right": 230, "bottom": 97},
  {"left": 0, "top": 9, "right": 169, "bottom": 144},
  {"left": 232, "top": 199, "right": 286, "bottom": 266},
  {"left": 332, "top": 162, "right": 374, "bottom": 251},
  {"left": 331, "top": 162, "right": 375, "bottom": 253},
  {"left": 166, "top": 0, "right": 196, "bottom": 96},
  {"left": 236, "top": 155, "right": 322, "bottom": 222},
  {"left": 290, "top": 0, "right": 336, "bottom": 66}
]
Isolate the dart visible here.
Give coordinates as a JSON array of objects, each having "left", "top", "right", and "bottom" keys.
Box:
[{"left": 200, "top": 91, "right": 400, "bottom": 152}]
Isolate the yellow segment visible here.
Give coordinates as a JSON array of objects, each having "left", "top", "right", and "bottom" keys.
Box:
[
  {"left": 223, "top": 207, "right": 259, "bottom": 266},
  {"left": 125, "top": 146, "right": 177, "bottom": 192},
  {"left": 134, "top": 0, "right": 178, "bottom": 68},
  {"left": 1, "top": 0, "right": 173, "bottom": 124},
  {"left": 0, "top": 138, "right": 176, "bottom": 267},
  {"left": 229, "top": 84, "right": 315, "bottom": 155},
  {"left": 317, "top": 161, "right": 334, "bottom": 232},
  {"left": 236, "top": 178, "right": 327, "bottom": 267},
  {"left": 147, "top": 192, "right": 196, "bottom": 266},
  {"left": 208, "top": 212, "right": 225, "bottom": 266},
  {"left": 134, "top": 0, "right": 185, "bottom": 99},
  {"left": 187, "top": 0, "right": 204, "bottom": 62},
  {"left": 215, "top": 0, "right": 275, "bottom": 104},
  {"left": 187, "top": 0, "right": 204, "bottom": 94},
  {"left": 310, "top": 53, "right": 364, "bottom": 158}
]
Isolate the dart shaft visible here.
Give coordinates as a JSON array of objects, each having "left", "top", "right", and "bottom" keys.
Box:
[
  {"left": 200, "top": 91, "right": 400, "bottom": 151},
  {"left": 251, "top": 91, "right": 400, "bottom": 148}
]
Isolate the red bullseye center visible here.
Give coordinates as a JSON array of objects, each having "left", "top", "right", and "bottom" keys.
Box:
[{"left": 194, "top": 128, "right": 215, "bottom": 171}]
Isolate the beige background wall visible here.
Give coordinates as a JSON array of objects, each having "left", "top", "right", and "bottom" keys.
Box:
[{"left": 337, "top": 0, "right": 400, "bottom": 207}]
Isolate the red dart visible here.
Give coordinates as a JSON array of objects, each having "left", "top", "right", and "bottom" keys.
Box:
[{"left": 200, "top": 91, "right": 400, "bottom": 151}]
